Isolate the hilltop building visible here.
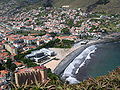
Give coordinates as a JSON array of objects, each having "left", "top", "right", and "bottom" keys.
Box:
[{"left": 14, "top": 66, "right": 47, "bottom": 86}]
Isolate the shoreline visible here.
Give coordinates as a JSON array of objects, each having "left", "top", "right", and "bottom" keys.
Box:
[{"left": 53, "top": 35, "right": 120, "bottom": 75}]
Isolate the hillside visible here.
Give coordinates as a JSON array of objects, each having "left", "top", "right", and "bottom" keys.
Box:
[
  {"left": 0, "top": 0, "right": 120, "bottom": 16},
  {"left": 10, "top": 67, "right": 120, "bottom": 89},
  {"left": 0, "top": 0, "right": 42, "bottom": 16},
  {"left": 54, "top": 0, "right": 97, "bottom": 8},
  {"left": 53, "top": 0, "right": 120, "bottom": 14}
]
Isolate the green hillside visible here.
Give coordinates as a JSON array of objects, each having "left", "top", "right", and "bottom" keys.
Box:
[
  {"left": 53, "top": 0, "right": 120, "bottom": 14},
  {"left": 11, "top": 67, "right": 120, "bottom": 89},
  {"left": 0, "top": 0, "right": 120, "bottom": 15},
  {"left": 54, "top": 0, "right": 97, "bottom": 8},
  {"left": 0, "top": 0, "right": 42, "bottom": 16},
  {"left": 94, "top": 0, "right": 120, "bottom": 14}
]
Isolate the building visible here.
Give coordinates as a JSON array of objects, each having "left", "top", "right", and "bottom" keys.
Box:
[
  {"left": 34, "top": 53, "right": 47, "bottom": 62},
  {"left": 24, "top": 38, "right": 37, "bottom": 44},
  {"left": 14, "top": 66, "right": 47, "bottom": 86},
  {"left": 25, "top": 48, "right": 56, "bottom": 62},
  {"left": 40, "top": 48, "right": 56, "bottom": 56},
  {"left": 31, "top": 48, "right": 55, "bottom": 57},
  {"left": 37, "top": 40, "right": 44, "bottom": 46},
  {"left": 0, "top": 70, "right": 10, "bottom": 80},
  {"left": 4, "top": 44, "right": 18, "bottom": 55},
  {"left": 0, "top": 70, "right": 10, "bottom": 87}
]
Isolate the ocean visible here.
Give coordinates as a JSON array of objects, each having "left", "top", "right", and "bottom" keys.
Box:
[{"left": 62, "top": 41, "right": 120, "bottom": 84}]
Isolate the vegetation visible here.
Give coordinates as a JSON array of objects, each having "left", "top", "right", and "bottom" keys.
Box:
[
  {"left": 55, "top": 39, "right": 74, "bottom": 48},
  {"left": 74, "top": 20, "right": 84, "bottom": 27},
  {"left": 54, "top": 0, "right": 120, "bottom": 14},
  {"left": 14, "top": 30, "right": 46, "bottom": 36},
  {"left": 15, "top": 30, "right": 31, "bottom": 36},
  {"left": 47, "top": 68, "right": 60, "bottom": 80},
  {"left": 0, "top": 63, "right": 5, "bottom": 70},
  {"left": 61, "top": 28, "right": 71, "bottom": 35},
  {"left": 10, "top": 67, "right": 120, "bottom": 90},
  {"left": 14, "top": 54, "right": 37, "bottom": 68},
  {"left": 49, "top": 32, "right": 57, "bottom": 38},
  {"left": 4, "top": 59, "right": 17, "bottom": 72},
  {"left": 1, "top": 0, "right": 120, "bottom": 15},
  {"left": 66, "top": 19, "right": 74, "bottom": 28},
  {"left": 97, "top": 0, "right": 110, "bottom": 5},
  {"left": 14, "top": 39, "right": 74, "bottom": 67}
]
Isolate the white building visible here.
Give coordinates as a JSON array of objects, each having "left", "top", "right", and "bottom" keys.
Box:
[{"left": 25, "top": 48, "right": 56, "bottom": 62}]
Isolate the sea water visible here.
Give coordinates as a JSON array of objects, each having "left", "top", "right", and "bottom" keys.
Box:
[{"left": 62, "top": 41, "right": 120, "bottom": 84}]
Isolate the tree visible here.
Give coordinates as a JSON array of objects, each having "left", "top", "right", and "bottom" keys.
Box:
[
  {"left": 67, "top": 19, "right": 74, "bottom": 28},
  {"left": 61, "top": 28, "right": 71, "bottom": 35},
  {"left": 38, "top": 31, "right": 46, "bottom": 36},
  {"left": 97, "top": 0, "right": 110, "bottom": 5},
  {"left": 9, "top": 64, "right": 17, "bottom": 72},
  {"left": 47, "top": 68, "right": 59, "bottom": 80},
  {"left": 43, "top": 0, "right": 53, "bottom": 7},
  {"left": 0, "top": 63, "right": 5, "bottom": 70},
  {"left": 5, "top": 59, "right": 17, "bottom": 72},
  {"left": 49, "top": 32, "right": 57, "bottom": 38}
]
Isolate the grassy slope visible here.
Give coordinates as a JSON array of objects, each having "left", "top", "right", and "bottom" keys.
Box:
[
  {"left": 11, "top": 67, "right": 120, "bottom": 89},
  {"left": 94, "top": 0, "right": 120, "bottom": 14},
  {"left": 54, "top": 0, "right": 97, "bottom": 8},
  {"left": 1, "top": 0, "right": 120, "bottom": 14},
  {"left": 37, "top": 67, "right": 120, "bottom": 89},
  {"left": 53, "top": 0, "right": 120, "bottom": 14}
]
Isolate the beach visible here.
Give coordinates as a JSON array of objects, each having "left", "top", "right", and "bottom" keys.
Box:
[
  {"left": 44, "top": 33, "right": 120, "bottom": 75},
  {"left": 44, "top": 40, "right": 97, "bottom": 71}
]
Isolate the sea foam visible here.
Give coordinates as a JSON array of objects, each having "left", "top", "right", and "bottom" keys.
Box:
[{"left": 62, "top": 45, "right": 97, "bottom": 84}]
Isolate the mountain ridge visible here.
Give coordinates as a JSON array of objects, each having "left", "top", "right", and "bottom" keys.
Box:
[
  {"left": 53, "top": 0, "right": 120, "bottom": 14},
  {"left": 0, "top": 0, "right": 120, "bottom": 16}
]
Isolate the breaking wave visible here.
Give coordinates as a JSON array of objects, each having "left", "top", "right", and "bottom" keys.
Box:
[{"left": 62, "top": 45, "right": 97, "bottom": 84}]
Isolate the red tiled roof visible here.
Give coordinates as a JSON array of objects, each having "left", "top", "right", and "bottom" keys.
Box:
[
  {"left": 0, "top": 52, "right": 8, "bottom": 57},
  {"left": 1, "top": 49, "right": 6, "bottom": 52},
  {"left": 14, "top": 62, "right": 23, "bottom": 66},
  {"left": 33, "top": 66, "right": 47, "bottom": 70},
  {"left": 0, "top": 74, "right": 4, "bottom": 78},
  {"left": 0, "top": 70, "right": 9, "bottom": 74},
  {"left": 2, "top": 40, "right": 7, "bottom": 43},
  {"left": 25, "top": 38, "right": 37, "bottom": 41}
]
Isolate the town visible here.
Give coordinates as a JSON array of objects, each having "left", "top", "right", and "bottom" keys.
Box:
[{"left": 0, "top": 6, "right": 120, "bottom": 89}]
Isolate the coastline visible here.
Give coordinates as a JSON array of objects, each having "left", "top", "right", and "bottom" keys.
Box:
[{"left": 53, "top": 35, "right": 120, "bottom": 75}]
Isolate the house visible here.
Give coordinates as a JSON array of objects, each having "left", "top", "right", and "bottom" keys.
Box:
[
  {"left": 23, "top": 46, "right": 36, "bottom": 51},
  {"left": 13, "top": 43, "right": 23, "bottom": 48},
  {"left": 24, "top": 37, "right": 37, "bottom": 44},
  {"left": 44, "top": 38, "right": 52, "bottom": 43},
  {"left": 13, "top": 62, "right": 23, "bottom": 67},
  {"left": 37, "top": 39, "right": 44, "bottom": 46},
  {"left": 6, "top": 35, "right": 22, "bottom": 43},
  {"left": 0, "top": 70, "right": 9, "bottom": 77},
  {"left": 34, "top": 27, "right": 43, "bottom": 31},
  {"left": 13, "top": 26, "right": 23, "bottom": 29},
  {"left": 4, "top": 44, "right": 18, "bottom": 55},
  {"left": 0, "top": 52, "right": 9, "bottom": 60},
  {"left": 0, "top": 74, "right": 8, "bottom": 87}
]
